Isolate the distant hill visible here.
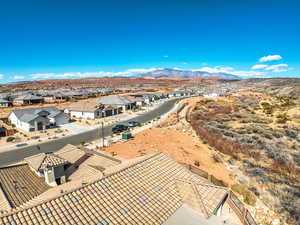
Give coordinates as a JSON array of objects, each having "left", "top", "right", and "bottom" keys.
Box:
[
  {"left": 137, "top": 68, "right": 241, "bottom": 80},
  {"left": 236, "top": 77, "right": 300, "bottom": 86}
]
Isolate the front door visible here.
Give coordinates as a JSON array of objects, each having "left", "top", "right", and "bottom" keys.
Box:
[
  {"left": 55, "top": 177, "right": 61, "bottom": 185},
  {"left": 37, "top": 122, "right": 43, "bottom": 130}
]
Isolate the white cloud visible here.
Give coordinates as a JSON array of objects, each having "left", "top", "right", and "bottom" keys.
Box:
[
  {"left": 259, "top": 55, "right": 282, "bottom": 62},
  {"left": 29, "top": 68, "right": 162, "bottom": 80},
  {"left": 194, "top": 66, "right": 234, "bottom": 73},
  {"left": 163, "top": 55, "right": 169, "bottom": 58},
  {"left": 194, "top": 66, "right": 265, "bottom": 77},
  {"left": 13, "top": 75, "right": 25, "bottom": 79},
  {"left": 265, "top": 64, "right": 288, "bottom": 72},
  {"left": 0, "top": 74, "right": 3, "bottom": 79},
  {"left": 251, "top": 64, "right": 268, "bottom": 70}
]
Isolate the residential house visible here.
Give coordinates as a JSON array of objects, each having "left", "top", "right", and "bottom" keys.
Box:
[
  {"left": 25, "top": 153, "right": 69, "bottom": 186},
  {"left": 64, "top": 90, "right": 88, "bottom": 100},
  {"left": 0, "top": 98, "right": 12, "bottom": 107},
  {"left": 204, "top": 93, "right": 219, "bottom": 98},
  {"left": 167, "top": 91, "right": 175, "bottom": 98},
  {"left": 152, "top": 92, "right": 167, "bottom": 99},
  {"left": 130, "top": 94, "right": 155, "bottom": 104},
  {"left": 65, "top": 101, "right": 121, "bottom": 119},
  {"left": 124, "top": 95, "right": 146, "bottom": 106},
  {"left": 0, "top": 152, "right": 239, "bottom": 225},
  {"left": 170, "top": 90, "right": 193, "bottom": 97},
  {"left": 97, "top": 95, "right": 135, "bottom": 111},
  {"left": 9, "top": 107, "right": 69, "bottom": 132},
  {"left": 40, "top": 90, "right": 69, "bottom": 103},
  {"left": 13, "top": 94, "right": 44, "bottom": 105}
]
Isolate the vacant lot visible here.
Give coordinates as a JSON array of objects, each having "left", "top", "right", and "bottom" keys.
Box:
[
  {"left": 104, "top": 107, "right": 236, "bottom": 186},
  {"left": 190, "top": 92, "right": 300, "bottom": 224}
]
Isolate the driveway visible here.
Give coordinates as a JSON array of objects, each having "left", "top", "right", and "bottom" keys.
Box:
[{"left": 60, "top": 123, "right": 93, "bottom": 134}]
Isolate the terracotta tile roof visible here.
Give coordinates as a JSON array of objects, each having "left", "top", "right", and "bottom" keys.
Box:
[
  {"left": 175, "top": 179, "right": 228, "bottom": 218},
  {"left": 54, "top": 144, "right": 86, "bottom": 164},
  {"left": 84, "top": 155, "right": 120, "bottom": 170},
  {"left": 23, "top": 154, "right": 45, "bottom": 171},
  {"left": 0, "top": 164, "right": 50, "bottom": 208},
  {"left": 39, "top": 155, "right": 68, "bottom": 170},
  {"left": 0, "top": 153, "right": 228, "bottom": 225},
  {"left": 24, "top": 153, "right": 68, "bottom": 171}
]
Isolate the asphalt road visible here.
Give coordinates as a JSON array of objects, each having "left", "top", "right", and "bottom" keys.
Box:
[{"left": 0, "top": 98, "right": 182, "bottom": 166}]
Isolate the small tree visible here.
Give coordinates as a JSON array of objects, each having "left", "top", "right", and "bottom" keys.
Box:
[
  {"left": 6, "top": 136, "right": 15, "bottom": 142},
  {"left": 194, "top": 160, "right": 200, "bottom": 167}
]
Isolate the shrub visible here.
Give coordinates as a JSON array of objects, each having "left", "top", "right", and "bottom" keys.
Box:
[
  {"left": 244, "top": 190, "right": 257, "bottom": 206},
  {"left": 273, "top": 154, "right": 297, "bottom": 175},
  {"left": 276, "top": 113, "right": 290, "bottom": 124},
  {"left": 211, "top": 176, "right": 228, "bottom": 187},
  {"left": 194, "top": 160, "right": 200, "bottom": 167},
  {"left": 285, "top": 130, "right": 297, "bottom": 139},
  {"left": 6, "top": 136, "right": 15, "bottom": 142},
  {"left": 212, "top": 154, "right": 222, "bottom": 163},
  {"left": 231, "top": 184, "right": 257, "bottom": 206},
  {"left": 261, "top": 102, "right": 274, "bottom": 114}
]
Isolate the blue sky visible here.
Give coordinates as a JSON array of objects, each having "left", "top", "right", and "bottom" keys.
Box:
[{"left": 0, "top": 0, "right": 299, "bottom": 82}]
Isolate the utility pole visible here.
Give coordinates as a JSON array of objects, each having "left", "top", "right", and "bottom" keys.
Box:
[{"left": 101, "top": 121, "right": 104, "bottom": 147}]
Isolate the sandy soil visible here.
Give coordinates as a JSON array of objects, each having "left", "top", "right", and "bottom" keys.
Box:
[
  {"left": 0, "top": 127, "right": 73, "bottom": 151},
  {"left": 104, "top": 97, "right": 236, "bottom": 186}
]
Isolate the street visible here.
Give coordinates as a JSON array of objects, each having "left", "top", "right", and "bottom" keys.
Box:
[{"left": 0, "top": 98, "right": 182, "bottom": 166}]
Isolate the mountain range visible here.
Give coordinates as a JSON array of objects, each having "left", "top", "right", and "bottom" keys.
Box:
[{"left": 137, "top": 68, "right": 241, "bottom": 80}]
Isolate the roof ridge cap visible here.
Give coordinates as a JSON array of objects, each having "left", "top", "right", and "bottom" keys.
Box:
[
  {"left": 24, "top": 153, "right": 45, "bottom": 160},
  {"left": 36, "top": 155, "right": 48, "bottom": 171}
]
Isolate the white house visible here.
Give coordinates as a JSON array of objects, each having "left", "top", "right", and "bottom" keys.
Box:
[
  {"left": 124, "top": 96, "right": 146, "bottom": 106},
  {"left": 204, "top": 93, "right": 219, "bottom": 98},
  {"left": 130, "top": 94, "right": 155, "bottom": 104},
  {"left": 0, "top": 99, "right": 12, "bottom": 107},
  {"left": 65, "top": 101, "right": 121, "bottom": 119},
  {"left": 9, "top": 107, "right": 69, "bottom": 132}
]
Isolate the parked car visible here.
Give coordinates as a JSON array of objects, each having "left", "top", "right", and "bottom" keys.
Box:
[
  {"left": 128, "top": 121, "right": 141, "bottom": 127},
  {"left": 112, "top": 124, "right": 128, "bottom": 133}
]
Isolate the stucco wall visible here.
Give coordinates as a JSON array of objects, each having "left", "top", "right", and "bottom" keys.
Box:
[{"left": 70, "top": 111, "right": 96, "bottom": 119}]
